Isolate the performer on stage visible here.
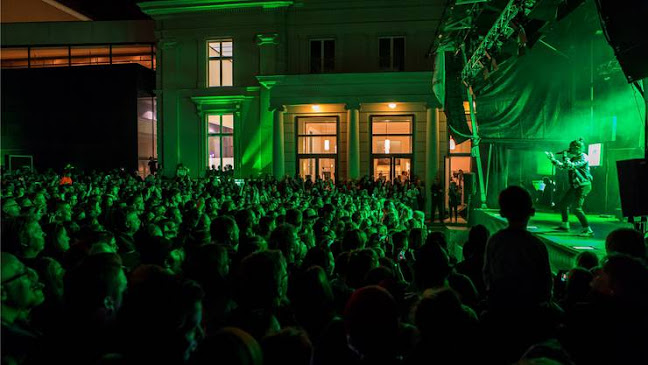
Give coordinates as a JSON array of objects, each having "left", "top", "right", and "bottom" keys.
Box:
[{"left": 545, "top": 138, "right": 594, "bottom": 236}]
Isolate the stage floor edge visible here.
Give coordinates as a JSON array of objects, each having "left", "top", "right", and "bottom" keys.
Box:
[{"left": 472, "top": 209, "right": 633, "bottom": 273}]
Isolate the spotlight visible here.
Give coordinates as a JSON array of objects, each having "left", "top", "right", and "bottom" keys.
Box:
[
  {"left": 388, "top": 103, "right": 397, "bottom": 109},
  {"left": 312, "top": 105, "right": 321, "bottom": 111}
]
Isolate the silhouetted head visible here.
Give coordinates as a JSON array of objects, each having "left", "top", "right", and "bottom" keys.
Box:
[
  {"left": 605, "top": 228, "right": 646, "bottom": 260},
  {"left": 498, "top": 186, "right": 535, "bottom": 225}
]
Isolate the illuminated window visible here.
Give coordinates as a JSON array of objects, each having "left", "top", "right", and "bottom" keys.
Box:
[
  {"left": 371, "top": 115, "right": 413, "bottom": 182},
  {"left": 297, "top": 116, "right": 338, "bottom": 182},
  {"left": 1, "top": 44, "right": 156, "bottom": 70},
  {"left": 30, "top": 47, "right": 71, "bottom": 68},
  {"left": 379, "top": 37, "right": 405, "bottom": 71},
  {"left": 310, "top": 39, "right": 335, "bottom": 73},
  {"left": 207, "top": 114, "right": 235, "bottom": 170},
  {"left": 371, "top": 116, "right": 412, "bottom": 154},
  {"left": 208, "top": 40, "right": 233, "bottom": 87},
  {"left": 0, "top": 48, "right": 28, "bottom": 68}
]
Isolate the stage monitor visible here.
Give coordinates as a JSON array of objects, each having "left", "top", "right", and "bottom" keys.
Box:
[{"left": 588, "top": 143, "right": 603, "bottom": 167}]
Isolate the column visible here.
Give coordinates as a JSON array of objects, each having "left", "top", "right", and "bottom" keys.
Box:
[
  {"left": 346, "top": 102, "right": 360, "bottom": 179},
  {"left": 426, "top": 105, "right": 440, "bottom": 217},
  {"left": 256, "top": 33, "right": 279, "bottom": 75},
  {"left": 272, "top": 105, "right": 285, "bottom": 178}
]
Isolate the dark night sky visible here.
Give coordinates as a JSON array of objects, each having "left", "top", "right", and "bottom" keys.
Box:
[{"left": 58, "top": 0, "right": 150, "bottom": 20}]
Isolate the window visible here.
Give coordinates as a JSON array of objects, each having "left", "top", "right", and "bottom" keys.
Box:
[
  {"left": 207, "top": 114, "right": 234, "bottom": 170},
  {"left": 1, "top": 44, "right": 156, "bottom": 70},
  {"left": 297, "top": 116, "right": 338, "bottom": 182},
  {"left": 371, "top": 115, "right": 413, "bottom": 182},
  {"left": 30, "top": 47, "right": 71, "bottom": 68},
  {"left": 379, "top": 37, "right": 405, "bottom": 71},
  {"left": 137, "top": 97, "right": 157, "bottom": 177},
  {"left": 208, "top": 40, "right": 233, "bottom": 87},
  {"left": 310, "top": 39, "right": 335, "bottom": 73},
  {"left": 371, "top": 116, "right": 412, "bottom": 154}
]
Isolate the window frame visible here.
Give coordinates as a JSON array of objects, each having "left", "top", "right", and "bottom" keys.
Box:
[
  {"left": 207, "top": 39, "right": 233, "bottom": 87},
  {"left": 0, "top": 43, "right": 155, "bottom": 70},
  {"left": 369, "top": 114, "right": 415, "bottom": 181},
  {"left": 378, "top": 36, "right": 405, "bottom": 71},
  {"left": 295, "top": 115, "right": 340, "bottom": 182},
  {"left": 206, "top": 113, "right": 235, "bottom": 171},
  {"left": 309, "top": 38, "right": 335, "bottom": 74}
]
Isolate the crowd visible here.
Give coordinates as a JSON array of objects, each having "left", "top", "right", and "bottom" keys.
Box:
[{"left": 1, "top": 167, "right": 647, "bottom": 365}]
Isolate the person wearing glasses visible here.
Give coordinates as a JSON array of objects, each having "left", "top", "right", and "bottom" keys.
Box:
[{"left": 1, "top": 252, "right": 45, "bottom": 365}]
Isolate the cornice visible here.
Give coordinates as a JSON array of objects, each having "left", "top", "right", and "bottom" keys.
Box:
[{"left": 139, "top": 0, "right": 294, "bottom": 16}]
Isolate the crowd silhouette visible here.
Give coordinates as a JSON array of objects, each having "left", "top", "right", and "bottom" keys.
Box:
[{"left": 1, "top": 167, "right": 647, "bottom": 365}]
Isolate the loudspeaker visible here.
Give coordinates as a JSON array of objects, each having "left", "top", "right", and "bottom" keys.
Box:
[
  {"left": 463, "top": 172, "right": 476, "bottom": 197},
  {"left": 444, "top": 51, "right": 472, "bottom": 144},
  {"left": 616, "top": 159, "right": 648, "bottom": 217},
  {"left": 595, "top": 0, "right": 648, "bottom": 83}
]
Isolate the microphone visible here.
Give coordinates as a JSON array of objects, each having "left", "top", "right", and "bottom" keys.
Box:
[{"left": 555, "top": 150, "right": 568, "bottom": 154}]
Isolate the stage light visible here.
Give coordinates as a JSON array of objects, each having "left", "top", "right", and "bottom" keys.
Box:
[
  {"left": 450, "top": 137, "right": 456, "bottom": 150},
  {"left": 385, "top": 139, "right": 391, "bottom": 154},
  {"left": 312, "top": 104, "right": 321, "bottom": 111},
  {"left": 324, "top": 139, "right": 330, "bottom": 151},
  {"left": 388, "top": 103, "right": 397, "bottom": 109}
]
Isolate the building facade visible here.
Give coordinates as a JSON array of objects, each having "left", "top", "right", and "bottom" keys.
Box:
[
  {"left": 140, "top": 0, "right": 454, "bottom": 188},
  {"left": 1, "top": 2, "right": 158, "bottom": 173}
]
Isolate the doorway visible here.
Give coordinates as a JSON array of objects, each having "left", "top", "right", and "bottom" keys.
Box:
[
  {"left": 299, "top": 157, "right": 336, "bottom": 182},
  {"left": 372, "top": 156, "right": 411, "bottom": 182}
]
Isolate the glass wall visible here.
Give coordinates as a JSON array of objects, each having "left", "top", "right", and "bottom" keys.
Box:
[
  {"left": 1, "top": 44, "right": 156, "bottom": 69},
  {"left": 137, "top": 97, "right": 157, "bottom": 176}
]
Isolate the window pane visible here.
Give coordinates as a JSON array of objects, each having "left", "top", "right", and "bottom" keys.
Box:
[
  {"left": 323, "top": 40, "right": 334, "bottom": 72},
  {"left": 298, "top": 136, "right": 337, "bottom": 154},
  {"left": 310, "top": 40, "right": 322, "bottom": 73},
  {"left": 222, "top": 59, "right": 233, "bottom": 86},
  {"left": 222, "top": 41, "right": 233, "bottom": 57},
  {"left": 393, "top": 37, "right": 405, "bottom": 71},
  {"left": 208, "top": 115, "right": 221, "bottom": 133},
  {"left": 298, "top": 121, "right": 336, "bottom": 135},
  {"left": 300, "top": 158, "right": 316, "bottom": 182},
  {"left": 374, "top": 158, "right": 391, "bottom": 181},
  {"left": 208, "top": 136, "right": 221, "bottom": 169},
  {"left": 112, "top": 44, "right": 153, "bottom": 69},
  {"left": 453, "top": 139, "right": 472, "bottom": 154},
  {"left": 30, "top": 47, "right": 69, "bottom": 68},
  {"left": 69, "top": 46, "right": 109, "bottom": 66},
  {"left": 394, "top": 157, "right": 411, "bottom": 181},
  {"left": 222, "top": 114, "right": 234, "bottom": 133},
  {"left": 372, "top": 136, "right": 411, "bottom": 154},
  {"left": 208, "top": 42, "right": 221, "bottom": 58},
  {"left": 379, "top": 38, "right": 391, "bottom": 69},
  {"left": 319, "top": 158, "right": 335, "bottom": 181},
  {"left": 1, "top": 48, "right": 29, "bottom": 68},
  {"left": 222, "top": 135, "right": 234, "bottom": 170},
  {"left": 372, "top": 121, "right": 411, "bottom": 135},
  {"left": 209, "top": 59, "right": 221, "bottom": 86}
]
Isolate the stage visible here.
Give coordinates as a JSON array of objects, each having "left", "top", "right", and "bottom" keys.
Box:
[{"left": 471, "top": 209, "right": 633, "bottom": 273}]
